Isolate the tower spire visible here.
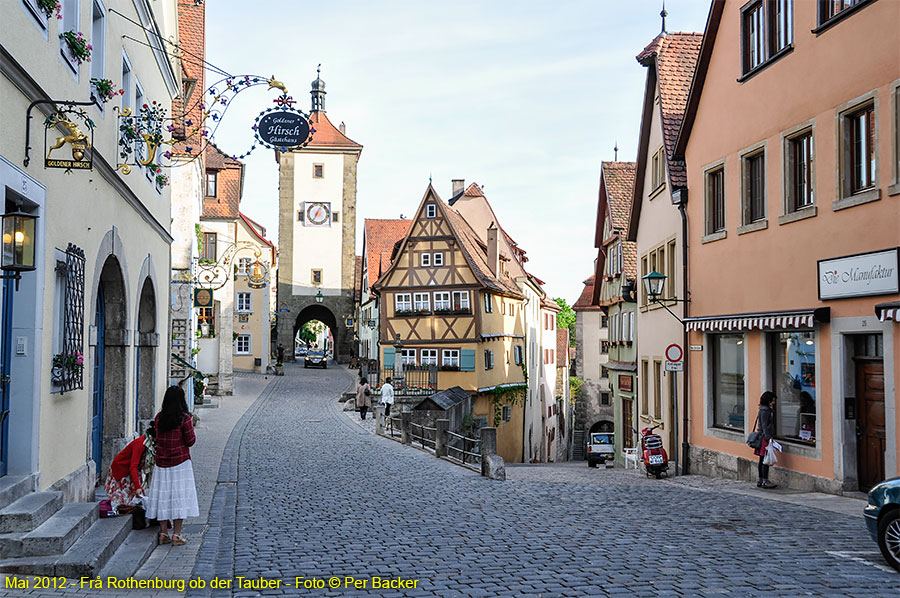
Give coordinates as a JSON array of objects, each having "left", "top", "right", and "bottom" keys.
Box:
[
  {"left": 614, "top": 141, "right": 618, "bottom": 161},
  {"left": 311, "top": 64, "right": 326, "bottom": 112},
  {"left": 660, "top": 1, "right": 668, "bottom": 35}
]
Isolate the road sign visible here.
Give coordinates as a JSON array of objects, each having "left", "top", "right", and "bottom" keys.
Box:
[{"left": 665, "top": 343, "right": 683, "bottom": 372}]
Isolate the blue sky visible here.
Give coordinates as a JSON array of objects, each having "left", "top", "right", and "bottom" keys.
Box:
[{"left": 206, "top": 0, "right": 711, "bottom": 303}]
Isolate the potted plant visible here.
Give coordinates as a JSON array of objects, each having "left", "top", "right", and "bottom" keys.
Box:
[
  {"left": 51, "top": 352, "right": 83, "bottom": 385},
  {"left": 59, "top": 30, "right": 92, "bottom": 65},
  {"left": 37, "top": 0, "right": 62, "bottom": 19},
  {"left": 91, "top": 78, "right": 123, "bottom": 104}
]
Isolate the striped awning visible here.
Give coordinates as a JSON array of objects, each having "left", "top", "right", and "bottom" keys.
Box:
[
  {"left": 876, "top": 301, "right": 900, "bottom": 322},
  {"left": 684, "top": 308, "right": 829, "bottom": 332}
]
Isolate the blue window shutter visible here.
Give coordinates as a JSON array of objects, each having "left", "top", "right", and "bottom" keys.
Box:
[
  {"left": 383, "top": 347, "right": 395, "bottom": 369},
  {"left": 461, "top": 349, "right": 476, "bottom": 372}
]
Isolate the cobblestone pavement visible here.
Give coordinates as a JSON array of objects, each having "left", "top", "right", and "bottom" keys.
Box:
[{"left": 208, "top": 363, "right": 894, "bottom": 597}]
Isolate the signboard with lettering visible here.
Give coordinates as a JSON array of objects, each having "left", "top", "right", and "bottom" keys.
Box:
[
  {"left": 618, "top": 374, "right": 633, "bottom": 392},
  {"left": 254, "top": 108, "right": 312, "bottom": 151},
  {"left": 818, "top": 248, "right": 899, "bottom": 300}
]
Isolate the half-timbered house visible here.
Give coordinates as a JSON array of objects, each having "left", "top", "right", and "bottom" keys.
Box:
[{"left": 373, "top": 184, "right": 528, "bottom": 461}]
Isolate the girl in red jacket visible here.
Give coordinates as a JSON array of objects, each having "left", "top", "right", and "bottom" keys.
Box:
[{"left": 104, "top": 423, "right": 156, "bottom": 512}]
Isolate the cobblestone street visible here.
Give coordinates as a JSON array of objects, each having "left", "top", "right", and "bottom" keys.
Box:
[{"left": 2, "top": 363, "right": 896, "bottom": 597}]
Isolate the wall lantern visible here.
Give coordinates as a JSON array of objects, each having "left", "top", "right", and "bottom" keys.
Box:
[
  {"left": 314, "top": 290, "right": 324, "bottom": 304},
  {"left": 1, "top": 209, "right": 38, "bottom": 291},
  {"left": 642, "top": 270, "right": 667, "bottom": 300},
  {"left": 367, "top": 320, "right": 376, "bottom": 329}
]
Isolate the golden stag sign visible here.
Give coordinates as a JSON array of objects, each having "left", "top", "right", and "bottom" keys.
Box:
[{"left": 46, "top": 115, "right": 91, "bottom": 162}]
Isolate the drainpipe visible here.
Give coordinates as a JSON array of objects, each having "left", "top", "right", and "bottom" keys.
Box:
[{"left": 678, "top": 199, "right": 690, "bottom": 475}]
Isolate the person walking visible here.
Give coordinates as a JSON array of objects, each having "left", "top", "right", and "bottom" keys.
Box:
[
  {"left": 380, "top": 376, "right": 395, "bottom": 417},
  {"left": 146, "top": 386, "right": 199, "bottom": 546},
  {"left": 104, "top": 423, "right": 156, "bottom": 512},
  {"left": 754, "top": 391, "right": 778, "bottom": 489},
  {"left": 356, "top": 377, "right": 372, "bottom": 420}
]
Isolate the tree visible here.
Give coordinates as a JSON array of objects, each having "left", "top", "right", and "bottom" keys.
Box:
[
  {"left": 297, "top": 320, "right": 325, "bottom": 346},
  {"left": 554, "top": 297, "right": 576, "bottom": 347}
]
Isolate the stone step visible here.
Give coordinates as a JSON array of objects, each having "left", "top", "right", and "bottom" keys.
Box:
[
  {"left": 0, "top": 476, "right": 34, "bottom": 511},
  {"left": 0, "top": 532, "right": 26, "bottom": 558},
  {"left": 19, "top": 502, "right": 97, "bottom": 557},
  {"left": 53, "top": 515, "right": 133, "bottom": 578},
  {"left": 97, "top": 527, "right": 157, "bottom": 580},
  {"left": 0, "top": 492, "right": 64, "bottom": 533}
]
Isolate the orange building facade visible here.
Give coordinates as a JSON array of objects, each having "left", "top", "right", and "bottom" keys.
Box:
[{"left": 674, "top": 0, "right": 899, "bottom": 493}]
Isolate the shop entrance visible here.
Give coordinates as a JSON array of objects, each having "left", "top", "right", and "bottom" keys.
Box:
[
  {"left": 856, "top": 359, "right": 885, "bottom": 491},
  {"left": 622, "top": 396, "right": 633, "bottom": 449}
]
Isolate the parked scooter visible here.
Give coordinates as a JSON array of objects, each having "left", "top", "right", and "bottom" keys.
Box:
[{"left": 640, "top": 425, "right": 669, "bottom": 479}]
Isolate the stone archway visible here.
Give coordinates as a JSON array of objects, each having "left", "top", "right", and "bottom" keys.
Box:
[
  {"left": 135, "top": 277, "right": 157, "bottom": 431},
  {"left": 94, "top": 256, "right": 128, "bottom": 477},
  {"left": 590, "top": 420, "right": 615, "bottom": 434},
  {"left": 293, "top": 305, "right": 338, "bottom": 358}
]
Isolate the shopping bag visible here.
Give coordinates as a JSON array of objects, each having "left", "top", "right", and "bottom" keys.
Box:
[{"left": 763, "top": 441, "right": 779, "bottom": 466}]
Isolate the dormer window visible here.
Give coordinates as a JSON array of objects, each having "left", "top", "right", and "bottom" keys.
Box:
[
  {"left": 206, "top": 170, "right": 217, "bottom": 197},
  {"left": 425, "top": 204, "right": 436, "bottom": 218}
]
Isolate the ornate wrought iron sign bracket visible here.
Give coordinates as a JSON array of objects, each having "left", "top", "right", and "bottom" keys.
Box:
[{"left": 24, "top": 99, "right": 97, "bottom": 171}]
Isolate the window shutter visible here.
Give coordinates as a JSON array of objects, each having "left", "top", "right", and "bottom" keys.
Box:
[
  {"left": 383, "top": 347, "right": 395, "bottom": 369},
  {"left": 461, "top": 349, "right": 476, "bottom": 371}
]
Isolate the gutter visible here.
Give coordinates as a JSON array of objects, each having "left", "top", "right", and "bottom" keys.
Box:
[{"left": 679, "top": 199, "right": 690, "bottom": 475}]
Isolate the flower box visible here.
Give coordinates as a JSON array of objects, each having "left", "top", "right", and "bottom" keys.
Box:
[
  {"left": 60, "top": 30, "right": 91, "bottom": 65},
  {"left": 91, "top": 78, "right": 124, "bottom": 104}
]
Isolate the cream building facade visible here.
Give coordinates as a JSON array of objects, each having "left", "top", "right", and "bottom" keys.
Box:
[
  {"left": 0, "top": 0, "right": 178, "bottom": 496},
  {"left": 232, "top": 214, "right": 275, "bottom": 373}
]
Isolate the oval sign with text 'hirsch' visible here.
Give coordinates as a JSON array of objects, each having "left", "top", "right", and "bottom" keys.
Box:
[{"left": 255, "top": 110, "right": 311, "bottom": 150}]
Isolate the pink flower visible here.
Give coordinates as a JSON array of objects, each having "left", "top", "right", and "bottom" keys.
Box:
[{"left": 75, "top": 353, "right": 84, "bottom": 365}]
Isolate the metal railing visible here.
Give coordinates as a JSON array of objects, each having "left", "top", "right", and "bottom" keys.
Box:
[
  {"left": 387, "top": 414, "right": 403, "bottom": 439},
  {"left": 446, "top": 430, "right": 482, "bottom": 466},
  {"left": 409, "top": 421, "right": 437, "bottom": 450}
]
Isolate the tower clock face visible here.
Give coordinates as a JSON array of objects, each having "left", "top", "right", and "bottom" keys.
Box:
[{"left": 305, "top": 202, "right": 331, "bottom": 226}]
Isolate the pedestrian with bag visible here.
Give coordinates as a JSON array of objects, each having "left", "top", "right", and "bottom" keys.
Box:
[
  {"left": 753, "top": 391, "right": 778, "bottom": 489},
  {"left": 380, "top": 376, "right": 395, "bottom": 417},
  {"left": 104, "top": 422, "right": 156, "bottom": 514},
  {"left": 145, "top": 386, "right": 199, "bottom": 546},
  {"left": 357, "top": 376, "right": 372, "bottom": 420}
]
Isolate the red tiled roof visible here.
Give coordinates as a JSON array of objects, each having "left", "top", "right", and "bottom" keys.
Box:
[
  {"left": 556, "top": 329, "right": 569, "bottom": 365},
  {"left": 308, "top": 112, "right": 362, "bottom": 149},
  {"left": 602, "top": 161, "right": 636, "bottom": 233},
  {"left": 202, "top": 145, "right": 243, "bottom": 219},
  {"left": 463, "top": 182, "right": 484, "bottom": 197},
  {"left": 573, "top": 274, "right": 600, "bottom": 310},
  {"left": 541, "top": 297, "right": 561, "bottom": 312},
  {"left": 363, "top": 219, "right": 411, "bottom": 291},
  {"left": 239, "top": 213, "right": 274, "bottom": 248}
]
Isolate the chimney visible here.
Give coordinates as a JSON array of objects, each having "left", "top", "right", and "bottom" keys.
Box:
[
  {"left": 339, "top": 121, "right": 346, "bottom": 135},
  {"left": 452, "top": 179, "right": 465, "bottom": 197},
  {"left": 487, "top": 222, "right": 499, "bottom": 277}
]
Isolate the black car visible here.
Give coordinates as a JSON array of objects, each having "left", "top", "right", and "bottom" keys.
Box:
[
  {"left": 865, "top": 476, "right": 900, "bottom": 571},
  {"left": 304, "top": 350, "right": 327, "bottom": 369}
]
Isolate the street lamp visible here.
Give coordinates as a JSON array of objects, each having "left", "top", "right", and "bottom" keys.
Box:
[
  {"left": 1, "top": 209, "right": 38, "bottom": 291},
  {"left": 640, "top": 270, "right": 690, "bottom": 324},
  {"left": 314, "top": 290, "right": 324, "bottom": 304},
  {"left": 367, "top": 319, "right": 376, "bottom": 330}
]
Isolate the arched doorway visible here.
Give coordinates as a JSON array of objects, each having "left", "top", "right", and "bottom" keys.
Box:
[
  {"left": 92, "top": 257, "right": 127, "bottom": 476},
  {"left": 134, "top": 278, "right": 156, "bottom": 431},
  {"left": 292, "top": 304, "right": 338, "bottom": 361},
  {"left": 590, "top": 420, "right": 615, "bottom": 434}
]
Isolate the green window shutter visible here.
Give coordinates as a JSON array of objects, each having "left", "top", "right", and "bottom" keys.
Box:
[
  {"left": 383, "top": 347, "right": 395, "bottom": 369},
  {"left": 461, "top": 349, "right": 476, "bottom": 372}
]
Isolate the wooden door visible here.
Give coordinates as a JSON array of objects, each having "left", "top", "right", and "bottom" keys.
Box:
[
  {"left": 622, "top": 397, "right": 634, "bottom": 449},
  {"left": 857, "top": 361, "right": 885, "bottom": 491}
]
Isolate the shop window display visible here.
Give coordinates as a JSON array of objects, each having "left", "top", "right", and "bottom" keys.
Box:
[
  {"left": 712, "top": 334, "right": 745, "bottom": 430},
  {"left": 771, "top": 331, "right": 816, "bottom": 444}
]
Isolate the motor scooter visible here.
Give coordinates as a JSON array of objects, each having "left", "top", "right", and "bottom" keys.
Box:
[{"left": 640, "top": 425, "right": 669, "bottom": 479}]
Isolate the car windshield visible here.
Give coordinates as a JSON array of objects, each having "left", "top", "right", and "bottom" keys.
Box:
[
  {"left": 591, "top": 433, "right": 613, "bottom": 445},
  {"left": 309, "top": 351, "right": 324, "bottom": 357}
]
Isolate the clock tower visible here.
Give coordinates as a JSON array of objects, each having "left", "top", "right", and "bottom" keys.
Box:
[{"left": 276, "top": 70, "right": 362, "bottom": 362}]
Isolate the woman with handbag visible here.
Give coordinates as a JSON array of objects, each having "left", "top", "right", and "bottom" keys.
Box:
[
  {"left": 754, "top": 391, "right": 778, "bottom": 489},
  {"left": 356, "top": 377, "right": 372, "bottom": 420},
  {"left": 145, "top": 386, "right": 199, "bottom": 546},
  {"left": 104, "top": 423, "right": 156, "bottom": 513}
]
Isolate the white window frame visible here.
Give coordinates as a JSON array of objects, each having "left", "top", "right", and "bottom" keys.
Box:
[
  {"left": 420, "top": 253, "right": 431, "bottom": 267},
  {"left": 502, "top": 405, "right": 511, "bottom": 422},
  {"left": 135, "top": 78, "right": 147, "bottom": 175},
  {"left": 237, "top": 257, "right": 251, "bottom": 275},
  {"left": 425, "top": 204, "right": 436, "bottom": 218},
  {"left": 433, "top": 252, "right": 444, "bottom": 266},
  {"left": 421, "top": 349, "right": 438, "bottom": 365},
  {"left": 400, "top": 348, "right": 416, "bottom": 366},
  {"left": 394, "top": 293, "right": 412, "bottom": 312},
  {"left": 90, "top": 0, "right": 106, "bottom": 109},
  {"left": 452, "top": 290, "right": 469, "bottom": 312},
  {"left": 442, "top": 349, "right": 460, "bottom": 368},
  {"left": 514, "top": 345, "right": 523, "bottom": 365},
  {"left": 59, "top": 0, "right": 80, "bottom": 76},
  {"left": 413, "top": 292, "right": 430, "bottom": 312},
  {"left": 433, "top": 291, "right": 451, "bottom": 311},
  {"left": 22, "top": 0, "right": 50, "bottom": 33},
  {"left": 236, "top": 291, "right": 252, "bottom": 313},
  {"left": 485, "top": 349, "right": 494, "bottom": 370},
  {"left": 484, "top": 292, "right": 493, "bottom": 313},
  {"left": 235, "top": 334, "right": 251, "bottom": 355}
]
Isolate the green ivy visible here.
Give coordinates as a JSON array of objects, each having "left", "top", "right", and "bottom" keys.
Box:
[{"left": 485, "top": 380, "right": 527, "bottom": 427}]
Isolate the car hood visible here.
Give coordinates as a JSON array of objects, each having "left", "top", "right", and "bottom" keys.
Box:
[{"left": 868, "top": 476, "right": 900, "bottom": 508}]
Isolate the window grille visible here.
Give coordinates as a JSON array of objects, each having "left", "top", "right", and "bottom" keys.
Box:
[{"left": 60, "top": 243, "right": 85, "bottom": 392}]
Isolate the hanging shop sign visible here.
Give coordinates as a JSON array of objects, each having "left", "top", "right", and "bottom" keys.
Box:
[
  {"left": 818, "top": 248, "right": 899, "bottom": 300},
  {"left": 194, "top": 288, "right": 213, "bottom": 308},
  {"left": 24, "top": 100, "right": 96, "bottom": 172},
  {"left": 254, "top": 107, "right": 312, "bottom": 150},
  {"left": 618, "top": 374, "right": 633, "bottom": 392}
]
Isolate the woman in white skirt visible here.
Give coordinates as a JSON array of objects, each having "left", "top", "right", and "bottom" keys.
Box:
[{"left": 146, "top": 386, "right": 199, "bottom": 546}]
